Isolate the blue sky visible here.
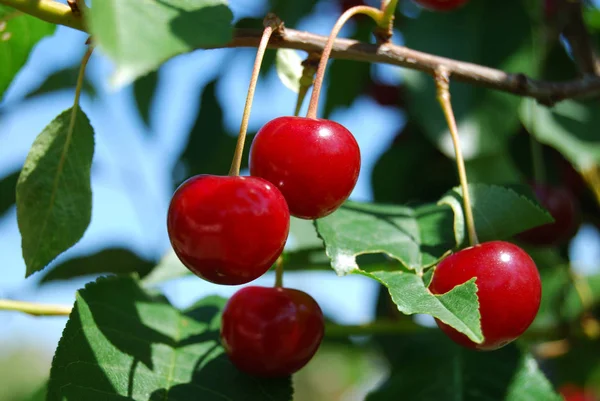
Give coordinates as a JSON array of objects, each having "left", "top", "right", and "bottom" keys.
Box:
[{"left": 1, "top": 0, "right": 599, "bottom": 355}]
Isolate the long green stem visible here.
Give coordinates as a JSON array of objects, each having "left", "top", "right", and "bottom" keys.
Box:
[
  {"left": 274, "top": 256, "right": 284, "bottom": 288},
  {"left": 0, "top": 0, "right": 84, "bottom": 31},
  {"left": 380, "top": 0, "right": 399, "bottom": 29},
  {"left": 435, "top": 68, "right": 479, "bottom": 246},
  {"left": 306, "top": 5, "right": 383, "bottom": 119},
  {"left": 0, "top": 299, "right": 72, "bottom": 316},
  {"left": 228, "top": 23, "right": 275, "bottom": 176}
]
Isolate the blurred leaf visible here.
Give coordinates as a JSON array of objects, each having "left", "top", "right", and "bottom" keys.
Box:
[
  {"left": 362, "top": 270, "right": 482, "bottom": 343},
  {"left": 25, "top": 66, "right": 96, "bottom": 99},
  {"left": 0, "top": 169, "right": 18, "bottom": 216},
  {"left": 440, "top": 183, "right": 553, "bottom": 246},
  {"left": 17, "top": 107, "right": 94, "bottom": 277},
  {"left": 276, "top": 49, "right": 303, "bottom": 93},
  {"left": 0, "top": 6, "right": 55, "bottom": 100},
  {"left": 552, "top": 339, "right": 600, "bottom": 390},
  {"left": 402, "top": 0, "right": 537, "bottom": 158},
  {"left": 368, "top": 333, "right": 561, "bottom": 401},
  {"left": 47, "top": 276, "right": 293, "bottom": 400},
  {"left": 175, "top": 80, "right": 251, "bottom": 183},
  {"left": 133, "top": 70, "right": 159, "bottom": 128},
  {"left": 520, "top": 98, "right": 600, "bottom": 170},
  {"left": 141, "top": 250, "right": 189, "bottom": 286},
  {"left": 40, "top": 247, "right": 155, "bottom": 284},
  {"left": 267, "top": 0, "right": 318, "bottom": 28},
  {"left": 372, "top": 123, "right": 457, "bottom": 205},
  {"left": 87, "top": 0, "right": 233, "bottom": 87}
]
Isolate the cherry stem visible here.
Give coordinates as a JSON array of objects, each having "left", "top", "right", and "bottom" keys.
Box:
[
  {"left": 274, "top": 256, "right": 284, "bottom": 288},
  {"left": 380, "top": 0, "right": 399, "bottom": 30},
  {"left": 435, "top": 68, "right": 479, "bottom": 246},
  {"left": 70, "top": 45, "right": 93, "bottom": 117},
  {"left": 0, "top": 299, "right": 72, "bottom": 316},
  {"left": 306, "top": 5, "right": 384, "bottom": 119},
  {"left": 228, "top": 20, "right": 276, "bottom": 176}
]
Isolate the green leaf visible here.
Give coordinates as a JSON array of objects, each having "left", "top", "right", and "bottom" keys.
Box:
[
  {"left": 402, "top": 0, "right": 537, "bottom": 158},
  {"left": 362, "top": 271, "right": 483, "bottom": 343},
  {"left": 133, "top": 70, "right": 159, "bottom": 128},
  {"left": 141, "top": 250, "right": 189, "bottom": 287},
  {"left": 0, "top": 169, "right": 19, "bottom": 216},
  {"left": 16, "top": 107, "right": 94, "bottom": 277},
  {"left": 25, "top": 65, "right": 96, "bottom": 99},
  {"left": 520, "top": 98, "right": 600, "bottom": 170},
  {"left": 440, "top": 184, "right": 553, "bottom": 246},
  {"left": 0, "top": 6, "right": 55, "bottom": 100},
  {"left": 315, "top": 201, "right": 456, "bottom": 275},
  {"left": 368, "top": 333, "right": 561, "bottom": 401},
  {"left": 47, "top": 276, "right": 293, "bottom": 400},
  {"left": 39, "top": 247, "right": 155, "bottom": 284},
  {"left": 276, "top": 49, "right": 303, "bottom": 93},
  {"left": 87, "top": 0, "right": 233, "bottom": 87}
]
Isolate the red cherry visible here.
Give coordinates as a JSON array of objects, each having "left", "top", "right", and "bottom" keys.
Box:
[
  {"left": 517, "top": 183, "right": 580, "bottom": 246},
  {"left": 167, "top": 175, "right": 290, "bottom": 285},
  {"left": 413, "top": 0, "right": 469, "bottom": 11},
  {"left": 221, "top": 286, "right": 325, "bottom": 377},
  {"left": 429, "top": 241, "right": 541, "bottom": 351},
  {"left": 249, "top": 117, "right": 361, "bottom": 220},
  {"left": 559, "top": 384, "right": 597, "bottom": 401},
  {"left": 368, "top": 82, "right": 401, "bottom": 107}
]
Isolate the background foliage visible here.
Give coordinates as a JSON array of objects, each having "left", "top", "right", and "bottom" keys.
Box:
[{"left": 1, "top": 0, "right": 600, "bottom": 400}]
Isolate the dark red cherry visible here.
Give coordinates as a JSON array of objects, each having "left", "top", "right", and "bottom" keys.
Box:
[
  {"left": 221, "top": 286, "right": 325, "bottom": 377},
  {"left": 559, "top": 384, "right": 597, "bottom": 401},
  {"left": 167, "top": 175, "right": 290, "bottom": 285},
  {"left": 413, "top": 0, "right": 469, "bottom": 11},
  {"left": 249, "top": 116, "right": 361, "bottom": 220},
  {"left": 517, "top": 183, "right": 580, "bottom": 246},
  {"left": 429, "top": 241, "right": 541, "bottom": 351},
  {"left": 368, "top": 82, "right": 401, "bottom": 107}
]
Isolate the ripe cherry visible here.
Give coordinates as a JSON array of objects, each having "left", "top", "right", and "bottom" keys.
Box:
[
  {"left": 517, "top": 183, "right": 580, "bottom": 246},
  {"left": 559, "top": 384, "right": 597, "bottom": 401},
  {"left": 249, "top": 117, "right": 361, "bottom": 220},
  {"left": 167, "top": 175, "right": 290, "bottom": 285},
  {"left": 413, "top": 0, "right": 469, "bottom": 11},
  {"left": 221, "top": 286, "right": 325, "bottom": 377},
  {"left": 429, "top": 241, "right": 541, "bottom": 351}
]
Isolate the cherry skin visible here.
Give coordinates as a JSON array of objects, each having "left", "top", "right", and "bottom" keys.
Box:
[
  {"left": 559, "top": 384, "right": 597, "bottom": 401},
  {"left": 429, "top": 241, "right": 541, "bottom": 351},
  {"left": 167, "top": 175, "right": 290, "bottom": 285},
  {"left": 517, "top": 183, "right": 580, "bottom": 246},
  {"left": 220, "top": 286, "right": 325, "bottom": 377},
  {"left": 413, "top": 0, "right": 469, "bottom": 11},
  {"left": 249, "top": 116, "right": 361, "bottom": 220}
]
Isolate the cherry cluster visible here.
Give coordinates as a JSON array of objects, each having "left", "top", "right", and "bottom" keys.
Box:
[
  {"left": 164, "top": 0, "right": 581, "bottom": 378},
  {"left": 167, "top": 115, "right": 361, "bottom": 376}
]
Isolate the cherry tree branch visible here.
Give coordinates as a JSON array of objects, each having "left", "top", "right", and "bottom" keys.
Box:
[
  {"left": 225, "top": 28, "right": 600, "bottom": 106},
  {"left": 3, "top": 0, "right": 600, "bottom": 105}
]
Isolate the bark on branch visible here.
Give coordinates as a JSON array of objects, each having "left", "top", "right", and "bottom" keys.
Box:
[{"left": 2, "top": 0, "right": 600, "bottom": 105}]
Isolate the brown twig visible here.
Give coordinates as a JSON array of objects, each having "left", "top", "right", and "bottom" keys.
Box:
[
  {"left": 222, "top": 28, "right": 600, "bottom": 106},
  {"left": 3, "top": 0, "right": 600, "bottom": 105}
]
